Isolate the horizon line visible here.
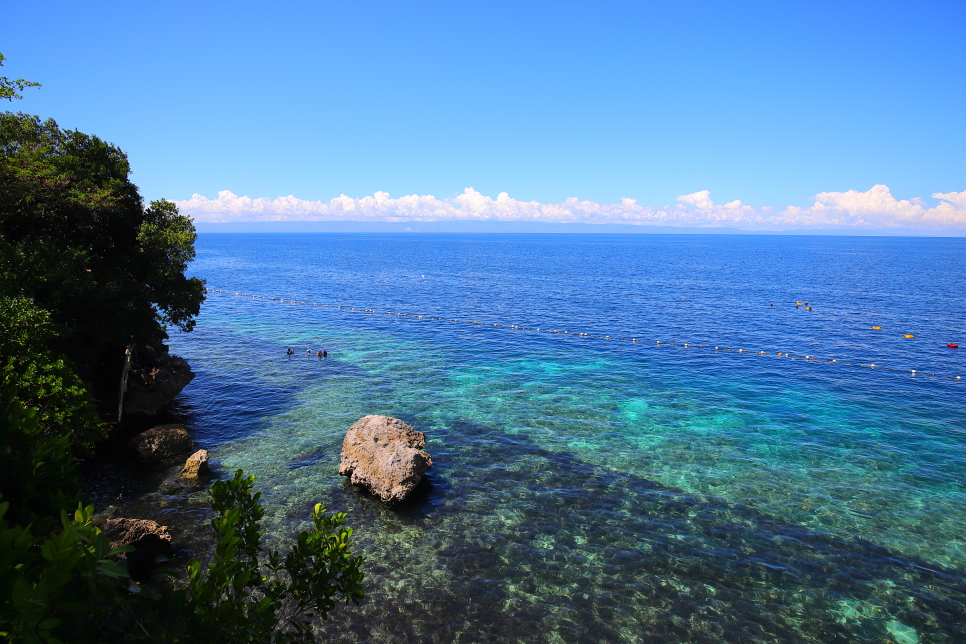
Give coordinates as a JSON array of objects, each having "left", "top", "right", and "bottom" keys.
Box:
[
  {"left": 177, "top": 185, "right": 966, "bottom": 233},
  {"left": 192, "top": 220, "right": 966, "bottom": 238}
]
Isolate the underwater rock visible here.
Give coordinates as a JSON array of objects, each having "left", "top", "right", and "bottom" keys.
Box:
[
  {"left": 123, "top": 343, "right": 195, "bottom": 418},
  {"left": 287, "top": 448, "right": 326, "bottom": 469},
  {"left": 180, "top": 449, "right": 209, "bottom": 478},
  {"left": 130, "top": 424, "right": 194, "bottom": 463},
  {"left": 339, "top": 415, "right": 433, "bottom": 504},
  {"left": 100, "top": 518, "right": 172, "bottom": 577}
]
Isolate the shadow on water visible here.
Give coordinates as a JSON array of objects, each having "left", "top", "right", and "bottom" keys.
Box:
[
  {"left": 79, "top": 323, "right": 387, "bottom": 569},
  {"left": 80, "top": 403, "right": 966, "bottom": 643},
  {"left": 336, "top": 471, "right": 451, "bottom": 520},
  {"left": 79, "top": 361, "right": 303, "bottom": 562},
  {"left": 316, "top": 419, "right": 966, "bottom": 644},
  {"left": 392, "top": 472, "right": 450, "bottom": 519},
  {"left": 168, "top": 324, "right": 374, "bottom": 446},
  {"left": 286, "top": 447, "right": 331, "bottom": 469},
  {"left": 80, "top": 370, "right": 295, "bottom": 508}
]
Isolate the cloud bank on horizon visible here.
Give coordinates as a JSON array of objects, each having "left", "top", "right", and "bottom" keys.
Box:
[{"left": 177, "top": 185, "right": 966, "bottom": 231}]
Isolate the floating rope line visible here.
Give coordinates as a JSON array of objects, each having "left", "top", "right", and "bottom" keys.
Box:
[{"left": 204, "top": 288, "right": 963, "bottom": 383}]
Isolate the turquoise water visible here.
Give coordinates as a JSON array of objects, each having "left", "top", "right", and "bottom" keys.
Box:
[{"left": 122, "top": 234, "right": 965, "bottom": 642}]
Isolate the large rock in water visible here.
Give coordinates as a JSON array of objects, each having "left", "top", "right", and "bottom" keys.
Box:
[
  {"left": 339, "top": 415, "right": 432, "bottom": 504},
  {"left": 130, "top": 424, "right": 194, "bottom": 463},
  {"left": 100, "top": 518, "right": 172, "bottom": 577},
  {"left": 123, "top": 343, "right": 195, "bottom": 418}
]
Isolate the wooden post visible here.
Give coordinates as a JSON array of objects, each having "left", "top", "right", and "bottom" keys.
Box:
[{"left": 117, "top": 344, "right": 133, "bottom": 423}]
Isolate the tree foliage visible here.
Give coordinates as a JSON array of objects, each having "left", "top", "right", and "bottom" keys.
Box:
[
  {"left": 0, "top": 68, "right": 364, "bottom": 642},
  {"left": 0, "top": 112, "right": 205, "bottom": 365},
  {"left": 0, "top": 53, "right": 41, "bottom": 102},
  {"left": 157, "top": 471, "right": 365, "bottom": 642},
  {"left": 0, "top": 389, "right": 80, "bottom": 530},
  {"left": 0, "top": 298, "right": 103, "bottom": 453}
]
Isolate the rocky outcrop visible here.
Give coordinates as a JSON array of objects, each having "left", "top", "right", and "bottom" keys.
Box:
[
  {"left": 339, "top": 415, "right": 432, "bottom": 504},
  {"left": 123, "top": 344, "right": 195, "bottom": 418},
  {"left": 100, "top": 518, "right": 172, "bottom": 577},
  {"left": 181, "top": 449, "right": 209, "bottom": 478},
  {"left": 130, "top": 424, "right": 194, "bottom": 463}
]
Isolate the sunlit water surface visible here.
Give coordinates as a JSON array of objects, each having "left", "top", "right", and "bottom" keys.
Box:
[{"left": 93, "top": 234, "right": 966, "bottom": 643}]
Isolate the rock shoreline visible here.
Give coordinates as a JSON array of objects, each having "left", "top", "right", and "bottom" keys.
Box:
[
  {"left": 102, "top": 349, "right": 435, "bottom": 576},
  {"left": 123, "top": 344, "right": 195, "bottom": 419}
]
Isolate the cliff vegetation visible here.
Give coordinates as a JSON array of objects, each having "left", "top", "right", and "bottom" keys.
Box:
[{"left": 0, "top": 55, "right": 364, "bottom": 643}]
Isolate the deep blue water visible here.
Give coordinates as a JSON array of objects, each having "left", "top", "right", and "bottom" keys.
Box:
[{"left": 153, "top": 234, "right": 965, "bottom": 642}]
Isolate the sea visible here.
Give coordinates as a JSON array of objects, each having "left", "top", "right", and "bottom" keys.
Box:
[{"left": 88, "top": 233, "right": 966, "bottom": 643}]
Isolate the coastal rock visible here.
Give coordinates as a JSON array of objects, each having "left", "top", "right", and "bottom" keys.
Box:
[
  {"left": 181, "top": 449, "right": 209, "bottom": 478},
  {"left": 123, "top": 343, "right": 195, "bottom": 418},
  {"left": 100, "top": 518, "right": 172, "bottom": 577},
  {"left": 339, "top": 415, "right": 432, "bottom": 504},
  {"left": 130, "top": 424, "right": 194, "bottom": 463}
]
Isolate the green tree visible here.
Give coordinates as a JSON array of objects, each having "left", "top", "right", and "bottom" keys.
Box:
[
  {"left": 0, "top": 53, "right": 41, "bottom": 102},
  {"left": 0, "top": 113, "right": 206, "bottom": 366}
]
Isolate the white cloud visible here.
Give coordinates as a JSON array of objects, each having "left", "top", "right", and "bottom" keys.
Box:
[
  {"left": 176, "top": 186, "right": 966, "bottom": 231},
  {"left": 781, "top": 185, "right": 966, "bottom": 229}
]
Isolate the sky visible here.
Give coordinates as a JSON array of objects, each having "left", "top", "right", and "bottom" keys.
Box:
[{"left": 3, "top": 0, "right": 965, "bottom": 231}]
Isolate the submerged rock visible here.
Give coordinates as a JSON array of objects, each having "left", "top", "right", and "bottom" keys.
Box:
[
  {"left": 181, "top": 449, "right": 209, "bottom": 478},
  {"left": 287, "top": 448, "right": 326, "bottom": 470},
  {"left": 123, "top": 343, "right": 195, "bottom": 418},
  {"left": 130, "top": 424, "right": 194, "bottom": 463},
  {"left": 100, "top": 518, "right": 172, "bottom": 577},
  {"left": 339, "top": 415, "right": 433, "bottom": 504}
]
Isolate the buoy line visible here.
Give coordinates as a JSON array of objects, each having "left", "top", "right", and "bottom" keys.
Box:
[{"left": 204, "top": 288, "right": 963, "bottom": 383}]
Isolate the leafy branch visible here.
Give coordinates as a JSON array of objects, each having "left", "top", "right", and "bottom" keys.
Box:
[{"left": 0, "top": 53, "right": 41, "bottom": 101}]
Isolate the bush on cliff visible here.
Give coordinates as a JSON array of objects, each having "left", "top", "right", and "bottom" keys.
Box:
[
  {"left": 0, "top": 391, "right": 365, "bottom": 643},
  {"left": 0, "top": 297, "right": 102, "bottom": 453}
]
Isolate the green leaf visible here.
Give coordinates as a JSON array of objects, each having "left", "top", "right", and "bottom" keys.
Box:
[{"left": 38, "top": 617, "right": 61, "bottom": 629}]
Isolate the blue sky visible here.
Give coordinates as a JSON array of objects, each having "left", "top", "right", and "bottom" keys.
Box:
[{"left": 4, "top": 1, "right": 965, "bottom": 230}]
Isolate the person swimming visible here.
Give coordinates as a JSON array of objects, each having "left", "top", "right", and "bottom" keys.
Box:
[
  {"left": 305, "top": 349, "right": 311, "bottom": 356},
  {"left": 316, "top": 350, "right": 323, "bottom": 358},
  {"left": 286, "top": 347, "right": 294, "bottom": 355},
  {"left": 323, "top": 350, "right": 328, "bottom": 358}
]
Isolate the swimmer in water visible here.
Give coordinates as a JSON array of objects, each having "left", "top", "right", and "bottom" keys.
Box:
[
  {"left": 323, "top": 350, "right": 328, "bottom": 359},
  {"left": 315, "top": 350, "right": 323, "bottom": 358},
  {"left": 305, "top": 349, "right": 311, "bottom": 356},
  {"left": 286, "top": 347, "right": 294, "bottom": 355}
]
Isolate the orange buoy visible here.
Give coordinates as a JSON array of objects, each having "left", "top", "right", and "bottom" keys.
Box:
[
  {"left": 871, "top": 326, "right": 882, "bottom": 330},
  {"left": 949, "top": 343, "right": 960, "bottom": 349},
  {"left": 903, "top": 334, "right": 914, "bottom": 338}
]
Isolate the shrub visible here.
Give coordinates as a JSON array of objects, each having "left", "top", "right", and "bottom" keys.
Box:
[{"left": 0, "top": 392, "right": 365, "bottom": 643}]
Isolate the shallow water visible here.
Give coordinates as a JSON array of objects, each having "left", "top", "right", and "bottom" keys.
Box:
[{"left": 101, "top": 234, "right": 966, "bottom": 642}]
